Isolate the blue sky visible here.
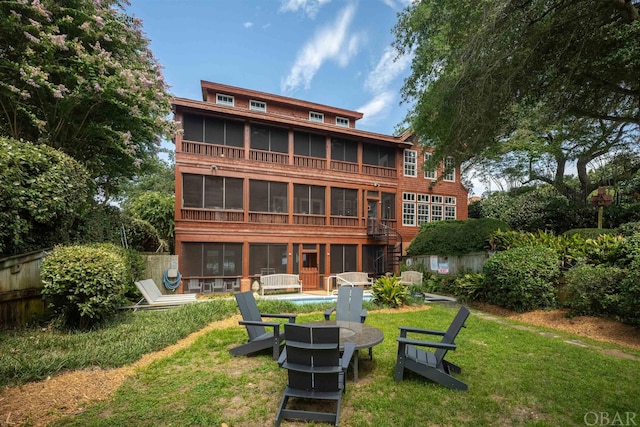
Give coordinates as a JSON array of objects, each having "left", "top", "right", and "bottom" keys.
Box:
[{"left": 127, "top": 0, "right": 414, "bottom": 136}]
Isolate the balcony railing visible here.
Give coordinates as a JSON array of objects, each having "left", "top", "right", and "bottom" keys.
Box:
[
  {"left": 362, "top": 164, "right": 397, "bottom": 178},
  {"left": 330, "top": 216, "right": 359, "bottom": 227},
  {"left": 181, "top": 140, "right": 244, "bottom": 159},
  {"left": 181, "top": 208, "right": 244, "bottom": 222},
  {"left": 330, "top": 160, "right": 359, "bottom": 173},
  {"left": 293, "top": 155, "right": 326, "bottom": 169},
  {"left": 248, "top": 212, "right": 288, "bottom": 224},
  {"left": 249, "top": 149, "right": 289, "bottom": 164},
  {"left": 293, "top": 214, "right": 326, "bottom": 225}
]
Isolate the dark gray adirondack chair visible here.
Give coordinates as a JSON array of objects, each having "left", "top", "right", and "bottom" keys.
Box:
[
  {"left": 324, "top": 286, "right": 370, "bottom": 358},
  {"left": 394, "top": 306, "right": 470, "bottom": 391},
  {"left": 324, "top": 286, "right": 367, "bottom": 323},
  {"left": 229, "top": 291, "right": 297, "bottom": 360},
  {"left": 275, "top": 323, "right": 355, "bottom": 427}
]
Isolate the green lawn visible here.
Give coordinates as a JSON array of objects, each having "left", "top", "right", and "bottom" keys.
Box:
[{"left": 13, "top": 302, "right": 635, "bottom": 427}]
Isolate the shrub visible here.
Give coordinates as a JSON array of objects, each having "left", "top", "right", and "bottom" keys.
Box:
[
  {"left": 120, "top": 216, "right": 165, "bottom": 252},
  {"left": 609, "top": 234, "right": 640, "bottom": 267},
  {"left": 564, "top": 265, "right": 625, "bottom": 318},
  {"left": 406, "top": 218, "right": 510, "bottom": 256},
  {"left": 483, "top": 246, "right": 560, "bottom": 312},
  {"left": 372, "top": 275, "right": 409, "bottom": 308},
  {"left": 0, "top": 137, "right": 91, "bottom": 255},
  {"left": 618, "top": 221, "right": 640, "bottom": 237},
  {"left": 619, "top": 258, "right": 640, "bottom": 326},
  {"left": 453, "top": 273, "right": 485, "bottom": 303},
  {"left": 563, "top": 228, "right": 618, "bottom": 239},
  {"left": 41, "top": 244, "right": 129, "bottom": 328}
]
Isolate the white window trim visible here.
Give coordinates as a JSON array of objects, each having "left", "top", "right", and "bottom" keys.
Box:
[
  {"left": 250, "top": 100, "right": 266, "bottom": 112},
  {"left": 424, "top": 153, "right": 436, "bottom": 180},
  {"left": 444, "top": 156, "right": 455, "bottom": 182},
  {"left": 336, "top": 117, "right": 349, "bottom": 127},
  {"left": 309, "top": 111, "right": 324, "bottom": 123},
  {"left": 404, "top": 149, "right": 417, "bottom": 177},
  {"left": 216, "top": 93, "right": 234, "bottom": 106}
]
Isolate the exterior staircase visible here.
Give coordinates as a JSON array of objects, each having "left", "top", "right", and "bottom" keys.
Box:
[{"left": 367, "top": 219, "right": 402, "bottom": 274}]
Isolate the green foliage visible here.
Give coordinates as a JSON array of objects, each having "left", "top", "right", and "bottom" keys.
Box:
[
  {"left": 490, "top": 230, "right": 622, "bottom": 268},
  {"left": 563, "top": 228, "right": 618, "bottom": 239},
  {"left": 564, "top": 265, "right": 626, "bottom": 318},
  {"left": 120, "top": 216, "right": 165, "bottom": 252},
  {"left": 406, "top": 218, "right": 510, "bottom": 256},
  {"left": 453, "top": 273, "right": 485, "bottom": 303},
  {"left": 0, "top": 0, "right": 177, "bottom": 201},
  {"left": 618, "top": 221, "right": 640, "bottom": 237},
  {"left": 372, "top": 275, "right": 409, "bottom": 308},
  {"left": 125, "top": 191, "right": 175, "bottom": 242},
  {"left": 619, "top": 258, "right": 640, "bottom": 326},
  {"left": 393, "top": 0, "right": 639, "bottom": 170},
  {"left": 609, "top": 234, "right": 640, "bottom": 268},
  {"left": 481, "top": 187, "right": 591, "bottom": 234},
  {"left": 41, "top": 244, "right": 129, "bottom": 328},
  {"left": 483, "top": 246, "right": 560, "bottom": 312},
  {"left": 0, "top": 137, "right": 91, "bottom": 255}
]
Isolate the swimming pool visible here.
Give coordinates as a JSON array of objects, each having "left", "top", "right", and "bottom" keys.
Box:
[{"left": 266, "top": 294, "right": 373, "bottom": 305}]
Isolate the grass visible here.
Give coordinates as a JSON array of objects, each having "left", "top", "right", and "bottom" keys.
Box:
[{"left": 2, "top": 300, "right": 640, "bottom": 426}]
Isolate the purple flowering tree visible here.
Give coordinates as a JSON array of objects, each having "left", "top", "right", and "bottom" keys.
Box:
[{"left": 0, "top": 0, "right": 177, "bottom": 201}]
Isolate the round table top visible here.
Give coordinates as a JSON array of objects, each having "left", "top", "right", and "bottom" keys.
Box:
[{"left": 304, "top": 320, "right": 384, "bottom": 350}]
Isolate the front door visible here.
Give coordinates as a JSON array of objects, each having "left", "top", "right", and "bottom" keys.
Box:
[{"left": 300, "top": 251, "right": 319, "bottom": 290}]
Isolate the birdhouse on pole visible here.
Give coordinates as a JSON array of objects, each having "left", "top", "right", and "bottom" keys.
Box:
[{"left": 590, "top": 187, "right": 613, "bottom": 229}]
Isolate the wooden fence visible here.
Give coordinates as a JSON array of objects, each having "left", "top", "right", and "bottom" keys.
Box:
[
  {"left": 0, "top": 249, "right": 48, "bottom": 327},
  {"left": 0, "top": 250, "right": 179, "bottom": 327},
  {"left": 407, "top": 252, "right": 490, "bottom": 275}
]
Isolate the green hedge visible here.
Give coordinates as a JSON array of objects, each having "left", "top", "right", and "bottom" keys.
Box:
[
  {"left": 406, "top": 218, "right": 510, "bottom": 256},
  {"left": 563, "top": 228, "right": 618, "bottom": 239},
  {"left": 41, "top": 244, "right": 129, "bottom": 328},
  {"left": 564, "top": 264, "right": 626, "bottom": 318},
  {"left": 0, "top": 137, "right": 91, "bottom": 255},
  {"left": 483, "top": 246, "right": 560, "bottom": 312}
]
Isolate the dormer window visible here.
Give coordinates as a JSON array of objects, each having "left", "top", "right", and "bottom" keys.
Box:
[
  {"left": 216, "top": 94, "right": 234, "bottom": 106},
  {"left": 336, "top": 117, "right": 349, "bottom": 127},
  {"left": 309, "top": 111, "right": 324, "bottom": 123},
  {"left": 250, "top": 100, "right": 266, "bottom": 112}
]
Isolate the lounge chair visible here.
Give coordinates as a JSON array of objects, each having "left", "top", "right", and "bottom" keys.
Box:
[
  {"left": 132, "top": 279, "right": 198, "bottom": 309},
  {"left": 275, "top": 323, "right": 355, "bottom": 427},
  {"left": 394, "top": 306, "right": 470, "bottom": 391},
  {"left": 230, "top": 291, "right": 297, "bottom": 360}
]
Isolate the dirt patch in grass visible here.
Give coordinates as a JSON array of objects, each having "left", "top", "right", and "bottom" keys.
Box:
[
  {"left": 469, "top": 302, "right": 640, "bottom": 350},
  {"left": 1, "top": 304, "right": 638, "bottom": 426}
]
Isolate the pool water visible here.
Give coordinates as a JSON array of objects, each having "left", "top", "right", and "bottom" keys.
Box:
[{"left": 275, "top": 295, "right": 373, "bottom": 305}]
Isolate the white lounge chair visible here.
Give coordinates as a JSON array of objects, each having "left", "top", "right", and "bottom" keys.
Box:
[{"left": 132, "top": 279, "right": 199, "bottom": 309}]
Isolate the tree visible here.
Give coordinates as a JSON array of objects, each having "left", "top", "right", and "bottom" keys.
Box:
[
  {"left": 473, "top": 104, "right": 639, "bottom": 201},
  {"left": 393, "top": 0, "right": 640, "bottom": 165},
  {"left": 0, "top": 0, "right": 176, "bottom": 202}
]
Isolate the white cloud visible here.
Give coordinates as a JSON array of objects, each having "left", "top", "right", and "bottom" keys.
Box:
[
  {"left": 380, "top": 0, "right": 415, "bottom": 9},
  {"left": 358, "top": 47, "right": 412, "bottom": 123},
  {"left": 279, "top": 0, "right": 331, "bottom": 19},
  {"left": 357, "top": 91, "right": 395, "bottom": 124},
  {"left": 243, "top": 22, "right": 254, "bottom": 28},
  {"left": 364, "top": 47, "right": 413, "bottom": 93},
  {"left": 281, "top": 4, "right": 362, "bottom": 94}
]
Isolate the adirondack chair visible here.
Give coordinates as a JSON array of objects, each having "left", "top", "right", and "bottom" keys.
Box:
[
  {"left": 229, "top": 291, "right": 297, "bottom": 360},
  {"left": 275, "top": 324, "right": 355, "bottom": 427},
  {"left": 394, "top": 306, "right": 470, "bottom": 391},
  {"left": 324, "top": 286, "right": 367, "bottom": 323},
  {"left": 324, "top": 286, "right": 371, "bottom": 359}
]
